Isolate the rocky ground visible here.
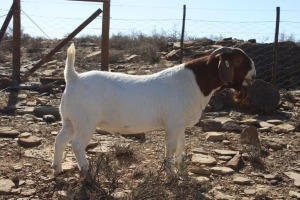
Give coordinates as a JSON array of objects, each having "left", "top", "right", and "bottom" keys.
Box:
[{"left": 0, "top": 39, "right": 300, "bottom": 199}]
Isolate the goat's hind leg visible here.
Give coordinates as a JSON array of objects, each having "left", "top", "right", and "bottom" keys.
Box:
[
  {"left": 52, "top": 119, "right": 74, "bottom": 176},
  {"left": 71, "top": 120, "right": 97, "bottom": 173}
]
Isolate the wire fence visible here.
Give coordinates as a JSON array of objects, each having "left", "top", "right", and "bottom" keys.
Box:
[{"left": 1, "top": 1, "right": 300, "bottom": 89}]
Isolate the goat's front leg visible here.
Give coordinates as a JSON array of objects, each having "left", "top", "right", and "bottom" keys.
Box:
[
  {"left": 52, "top": 120, "right": 74, "bottom": 176},
  {"left": 164, "top": 126, "right": 185, "bottom": 178}
]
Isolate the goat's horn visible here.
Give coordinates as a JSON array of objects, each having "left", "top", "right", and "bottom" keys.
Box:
[{"left": 207, "top": 47, "right": 234, "bottom": 64}]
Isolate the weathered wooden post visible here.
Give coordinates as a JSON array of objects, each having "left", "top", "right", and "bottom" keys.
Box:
[
  {"left": 12, "top": 0, "right": 21, "bottom": 86},
  {"left": 272, "top": 7, "right": 280, "bottom": 86},
  {"left": 180, "top": 5, "right": 186, "bottom": 64}
]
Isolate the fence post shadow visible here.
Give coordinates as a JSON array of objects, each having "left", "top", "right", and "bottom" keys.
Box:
[{"left": 1, "top": 90, "right": 19, "bottom": 114}]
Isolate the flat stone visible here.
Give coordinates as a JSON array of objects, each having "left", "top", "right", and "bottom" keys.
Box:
[
  {"left": 189, "top": 166, "right": 211, "bottom": 175},
  {"left": 262, "top": 138, "right": 287, "bottom": 150},
  {"left": 266, "top": 119, "right": 283, "bottom": 125},
  {"left": 244, "top": 189, "right": 256, "bottom": 195},
  {"left": 222, "top": 122, "right": 244, "bottom": 133},
  {"left": 0, "top": 179, "right": 15, "bottom": 194},
  {"left": 0, "top": 127, "right": 20, "bottom": 138},
  {"left": 241, "top": 118, "right": 260, "bottom": 126},
  {"left": 21, "top": 188, "right": 36, "bottom": 197},
  {"left": 273, "top": 124, "right": 295, "bottom": 133},
  {"left": 191, "top": 154, "right": 217, "bottom": 165},
  {"left": 259, "top": 121, "right": 275, "bottom": 128},
  {"left": 18, "top": 136, "right": 42, "bottom": 147},
  {"left": 284, "top": 171, "right": 300, "bottom": 188},
  {"left": 62, "top": 161, "right": 77, "bottom": 173},
  {"left": 213, "top": 149, "right": 239, "bottom": 156},
  {"left": 199, "top": 119, "right": 223, "bottom": 132},
  {"left": 205, "top": 132, "right": 226, "bottom": 141},
  {"left": 263, "top": 174, "right": 276, "bottom": 180},
  {"left": 18, "top": 132, "right": 32, "bottom": 138},
  {"left": 194, "top": 176, "right": 210, "bottom": 183},
  {"left": 289, "top": 191, "right": 300, "bottom": 198},
  {"left": 226, "top": 153, "right": 242, "bottom": 170},
  {"left": 233, "top": 177, "right": 252, "bottom": 185},
  {"left": 211, "top": 167, "right": 234, "bottom": 175},
  {"left": 191, "top": 148, "right": 209, "bottom": 155}
]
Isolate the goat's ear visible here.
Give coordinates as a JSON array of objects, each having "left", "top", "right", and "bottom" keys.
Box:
[{"left": 218, "top": 56, "right": 234, "bottom": 83}]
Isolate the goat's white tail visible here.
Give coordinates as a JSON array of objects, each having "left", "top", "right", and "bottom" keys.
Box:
[{"left": 64, "top": 43, "right": 78, "bottom": 83}]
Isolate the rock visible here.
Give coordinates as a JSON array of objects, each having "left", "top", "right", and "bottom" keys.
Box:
[
  {"left": 205, "top": 132, "right": 226, "bottom": 141},
  {"left": 259, "top": 121, "right": 275, "bottom": 128},
  {"left": 210, "top": 167, "right": 234, "bottom": 175},
  {"left": 284, "top": 171, "right": 300, "bottom": 188},
  {"left": 43, "top": 114, "right": 56, "bottom": 122},
  {"left": 226, "top": 153, "right": 242, "bottom": 170},
  {"left": 18, "top": 136, "right": 42, "bottom": 147},
  {"left": 194, "top": 176, "right": 210, "bottom": 184},
  {"left": 218, "top": 156, "right": 232, "bottom": 161},
  {"left": 200, "top": 119, "right": 223, "bottom": 132},
  {"left": 18, "top": 132, "right": 32, "bottom": 138},
  {"left": 246, "top": 79, "right": 280, "bottom": 113},
  {"left": 191, "top": 154, "right": 217, "bottom": 165},
  {"left": 62, "top": 161, "right": 77, "bottom": 173},
  {"left": 21, "top": 188, "right": 36, "bottom": 197},
  {"left": 33, "top": 106, "right": 60, "bottom": 119},
  {"left": 244, "top": 189, "right": 256, "bottom": 195},
  {"left": 240, "top": 126, "right": 261, "bottom": 155},
  {"left": 262, "top": 138, "right": 287, "bottom": 150},
  {"left": 0, "top": 77, "right": 12, "bottom": 89},
  {"left": 266, "top": 119, "right": 283, "bottom": 125},
  {"left": 240, "top": 118, "right": 260, "bottom": 126},
  {"left": 86, "top": 50, "right": 101, "bottom": 58},
  {"left": 0, "top": 179, "right": 15, "bottom": 194},
  {"left": 191, "top": 148, "right": 209, "bottom": 155},
  {"left": 233, "top": 177, "right": 252, "bottom": 185},
  {"left": 214, "top": 191, "right": 235, "bottom": 200},
  {"left": 222, "top": 122, "right": 244, "bottom": 133},
  {"left": 126, "top": 54, "right": 140, "bottom": 63},
  {"left": 272, "top": 123, "right": 295, "bottom": 133},
  {"left": 213, "top": 149, "right": 239, "bottom": 156},
  {"left": 189, "top": 166, "right": 211, "bottom": 175},
  {"left": 165, "top": 49, "right": 180, "bottom": 61},
  {"left": 0, "top": 127, "right": 20, "bottom": 138},
  {"left": 289, "top": 191, "right": 300, "bottom": 198}
]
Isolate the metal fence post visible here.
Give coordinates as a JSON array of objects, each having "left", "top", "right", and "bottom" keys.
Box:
[
  {"left": 272, "top": 7, "right": 280, "bottom": 86},
  {"left": 12, "top": 0, "right": 21, "bottom": 86},
  {"left": 101, "top": 0, "right": 110, "bottom": 71},
  {"left": 180, "top": 5, "right": 186, "bottom": 64}
]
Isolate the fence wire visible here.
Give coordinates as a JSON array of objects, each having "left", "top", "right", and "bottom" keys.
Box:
[{"left": 0, "top": 2, "right": 300, "bottom": 89}]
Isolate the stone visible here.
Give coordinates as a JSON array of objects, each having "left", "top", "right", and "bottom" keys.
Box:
[
  {"left": 0, "top": 179, "right": 15, "bottom": 194},
  {"left": 18, "top": 132, "right": 32, "bottom": 138},
  {"left": 43, "top": 114, "right": 56, "bottom": 123},
  {"left": 33, "top": 106, "right": 60, "bottom": 119},
  {"left": 266, "top": 119, "right": 283, "bottom": 125},
  {"left": 165, "top": 49, "right": 180, "bottom": 61},
  {"left": 244, "top": 189, "right": 256, "bottom": 195},
  {"left": 214, "top": 191, "right": 235, "bottom": 200},
  {"left": 18, "top": 136, "right": 42, "bottom": 147},
  {"left": 0, "top": 127, "right": 20, "bottom": 138},
  {"left": 246, "top": 79, "right": 280, "bottom": 113},
  {"left": 62, "top": 161, "right": 78, "bottom": 173},
  {"left": 226, "top": 153, "right": 242, "bottom": 170},
  {"left": 289, "top": 191, "right": 300, "bottom": 198},
  {"left": 273, "top": 123, "right": 295, "bottom": 133},
  {"left": 213, "top": 149, "right": 239, "bottom": 156},
  {"left": 210, "top": 167, "right": 234, "bottom": 175},
  {"left": 233, "top": 177, "right": 252, "bottom": 185},
  {"left": 205, "top": 132, "right": 226, "bottom": 141},
  {"left": 259, "top": 121, "right": 275, "bottom": 128},
  {"left": 199, "top": 119, "right": 223, "bottom": 132},
  {"left": 191, "top": 154, "right": 217, "bottom": 165},
  {"left": 241, "top": 118, "right": 260, "bottom": 126},
  {"left": 262, "top": 138, "right": 287, "bottom": 150},
  {"left": 222, "top": 122, "right": 244, "bottom": 133},
  {"left": 191, "top": 148, "right": 209, "bottom": 155},
  {"left": 126, "top": 54, "right": 140, "bottom": 63},
  {"left": 189, "top": 166, "right": 211, "bottom": 175},
  {"left": 284, "top": 171, "right": 300, "bottom": 188},
  {"left": 21, "top": 188, "right": 36, "bottom": 197},
  {"left": 194, "top": 176, "right": 210, "bottom": 183},
  {"left": 218, "top": 156, "right": 232, "bottom": 161}
]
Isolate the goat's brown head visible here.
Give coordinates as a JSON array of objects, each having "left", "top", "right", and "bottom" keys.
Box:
[{"left": 207, "top": 47, "right": 256, "bottom": 91}]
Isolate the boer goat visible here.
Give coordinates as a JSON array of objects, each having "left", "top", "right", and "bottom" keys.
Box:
[{"left": 52, "top": 43, "right": 256, "bottom": 176}]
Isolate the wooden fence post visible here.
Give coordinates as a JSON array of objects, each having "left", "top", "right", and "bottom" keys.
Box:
[
  {"left": 12, "top": 0, "right": 21, "bottom": 86},
  {"left": 0, "top": 2, "right": 15, "bottom": 43},
  {"left": 272, "top": 7, "right": 280, "bottom": 86},
  {"left": 101, "top": 0, "right": 110, "bottom": 71}
]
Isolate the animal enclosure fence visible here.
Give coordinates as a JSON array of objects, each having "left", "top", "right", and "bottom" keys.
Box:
[{"left": 0, "top": 1, "right": 300, "bottom": 89}]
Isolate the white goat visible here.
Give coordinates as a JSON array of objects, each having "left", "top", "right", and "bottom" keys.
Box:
[{"left": 52, "top": 43, "right": 256, "bottom": 176}]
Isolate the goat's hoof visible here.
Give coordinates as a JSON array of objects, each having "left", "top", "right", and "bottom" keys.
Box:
[{"left": 51, "top": 163, "right": 62, "bottom": 176}]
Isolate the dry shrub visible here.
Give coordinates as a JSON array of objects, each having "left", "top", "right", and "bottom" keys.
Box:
[{"left": 67, "top": 153, "right": 120, "bottom": 200}]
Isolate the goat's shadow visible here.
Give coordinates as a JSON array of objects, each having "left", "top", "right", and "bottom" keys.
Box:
[{"left": 1, "top": 89, "right": 19, "bottom": 114}]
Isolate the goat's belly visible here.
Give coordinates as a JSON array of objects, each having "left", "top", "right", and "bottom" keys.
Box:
[{"left": 97, "top": 120, "right": 163, "bottom": 134}]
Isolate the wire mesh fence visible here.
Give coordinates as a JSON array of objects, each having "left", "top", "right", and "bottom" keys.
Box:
[{"left": 1, "top": 1, "right": 300, "bottom": 89}]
